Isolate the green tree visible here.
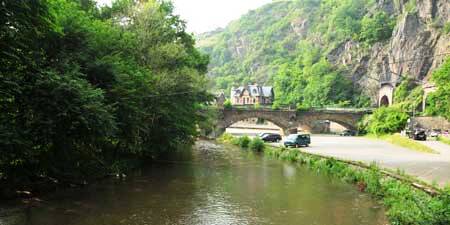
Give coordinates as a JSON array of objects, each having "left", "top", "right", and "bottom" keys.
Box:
[
  {"left": 426, "top": 57, "right": 450, "bottom": 120},
  {"left": 366, "top": 107, "right": 409, "bottom": 135},
  {"left": 359, "top": 12, "right": 395, "bottom": 45},
  {"left": 0, "top": 0, "right": 211, "bottom": 193}
]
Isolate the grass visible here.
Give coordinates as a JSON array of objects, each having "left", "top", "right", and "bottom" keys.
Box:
[
  {"left": 366, "top": 133, "right": 438, "bottom": 154},
  {"left": 437, "top": 136, "right": 450, "bottom": 146},
  {"left": 217, "top": 134, "right": 450, "bottom": 225}
]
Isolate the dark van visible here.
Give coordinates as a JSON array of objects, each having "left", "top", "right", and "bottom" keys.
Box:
[{"left": 283, "top": 134, "right": 311, "bottom": 148}]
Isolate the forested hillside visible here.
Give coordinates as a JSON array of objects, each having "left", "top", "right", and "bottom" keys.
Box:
[
  {"left": 0, "top": 0, "right": 209, "bottom": 195},
  {"left": 198, "top": 0, "right": 450, "bottom": 108}
]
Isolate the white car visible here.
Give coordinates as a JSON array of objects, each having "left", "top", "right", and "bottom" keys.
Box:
[{"left": 429, "top": 130, "right": 440, "bottom": 138}]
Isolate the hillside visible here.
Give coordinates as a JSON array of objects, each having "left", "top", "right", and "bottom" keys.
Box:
[{"left": 197, "top": 0, "right": 450, "bottom": 107}]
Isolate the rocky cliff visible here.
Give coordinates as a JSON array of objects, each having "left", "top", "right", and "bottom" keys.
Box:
[
  {"left": 332, "top": 0, "right": 450, "bottom": 99},
  {"left": 197, "top": 0, "right": 450, "bottom": 105}
]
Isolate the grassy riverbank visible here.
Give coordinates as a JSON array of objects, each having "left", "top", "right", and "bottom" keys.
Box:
[
  {"left": 218, "top": 134, "right": 450, "bottom": 225},
  {"left": 366, "top": 134, "right": 438, "bottom": 154}
]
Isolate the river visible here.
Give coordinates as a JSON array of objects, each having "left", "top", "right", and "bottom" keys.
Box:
[{"left": 0, "top": 141, "right": 387, "bottom": 225}]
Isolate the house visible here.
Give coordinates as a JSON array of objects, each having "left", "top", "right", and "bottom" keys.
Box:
[{"left": 230, "top": 84, "right": 274, "bottom": 105}]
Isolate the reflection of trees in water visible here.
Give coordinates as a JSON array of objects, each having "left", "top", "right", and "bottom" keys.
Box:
[{"left": 16, "top": 142, "right": 387, "bottom": 225}]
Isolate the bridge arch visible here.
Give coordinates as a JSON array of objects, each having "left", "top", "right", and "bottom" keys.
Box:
[
  {"left": 297, "top": 116, "right": 358, "bottom": 133},
  {"left": 217, "top": 110, "right": 293, "bottom": 136}
]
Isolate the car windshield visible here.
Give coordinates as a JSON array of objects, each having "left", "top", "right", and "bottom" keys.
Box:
[{"left": 287, "top": 134, "right": 297, "bottom": 141}]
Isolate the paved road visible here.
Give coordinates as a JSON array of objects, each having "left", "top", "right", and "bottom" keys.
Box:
[{"left": 271, "top": 135, "right": 450, "bottom": 187}]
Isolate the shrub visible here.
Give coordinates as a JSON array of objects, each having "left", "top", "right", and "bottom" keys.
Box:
[
  {"left": 272, "top": 102, "right": 281, "bottom": 110},
  {"left": 223, "top": 99, "right": 232, "bottom": 109},
  {"left": 366, "top": 107, "right": 409, "bottom": 135},
  {"left": 218, "top": 133, "right": 235, "bottom": 143},
  {"left": 249, "top": 137, "right": 265, "bottom": 152},
  {"left": 238, "top": 136, "right": 251, "bottom": 148},
  {"left": 254, "top": 103, "right": 261, "bottom": 109},
  {"left": 444, "top": 22, "right": 450, "bottom": 34},
  {"left": 296, "top": 104, "right": 311, "bottom": 112}
]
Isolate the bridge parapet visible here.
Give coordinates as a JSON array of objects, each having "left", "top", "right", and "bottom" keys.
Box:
[{"left": 215, "top": 107, "right": 371, "bottom": 137}]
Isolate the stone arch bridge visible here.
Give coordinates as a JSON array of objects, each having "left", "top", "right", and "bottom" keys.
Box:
[{"left": 216, "top": 108, "right": 372, "bottom": 136}]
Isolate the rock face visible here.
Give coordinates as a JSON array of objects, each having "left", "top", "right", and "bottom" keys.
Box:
[
  {"left": 336, "top": 0, "right": 450, "bottom": 101},
  {"left": 197, "top": 0, "right": 450, "bottom": 104}
]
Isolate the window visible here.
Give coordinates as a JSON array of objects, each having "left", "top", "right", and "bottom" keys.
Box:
[{"left": 253, "top": 98, "right": 256, "bottom": 103}]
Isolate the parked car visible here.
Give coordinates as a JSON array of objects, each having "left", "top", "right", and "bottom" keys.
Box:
[
  {"left": 429, "top": 129, "right": 441, "bottom": 138},
  {"left": 258, "top": 133, "right": 271, "bottom": 138},
  {"left": 284, "top": 134, "right": 311, "bottom": 148},
  {"left": 409, "top": 129, "right": 427, "bottom": 141},
  {"left": 340, "top": 130, "right": 356, "bottom": 136},
  {"left": 261, "top": 133, "right": 282, "bottom": 142}
]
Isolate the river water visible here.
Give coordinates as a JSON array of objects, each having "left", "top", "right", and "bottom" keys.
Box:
[{"left": 0, "top": 141, "right": 387, "bottom": 225}]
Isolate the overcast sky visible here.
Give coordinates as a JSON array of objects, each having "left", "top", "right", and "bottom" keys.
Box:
[{"left": 96, "top": 0, "right": 273, "bottom": 33}]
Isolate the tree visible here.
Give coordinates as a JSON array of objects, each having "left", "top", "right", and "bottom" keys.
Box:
[
  {"left": 426, "top": 57, "right": 450, "bottom": 120},
  {"left": 359, "top": 12, "right": 395, "bottom": 45},
  {"left": 366, "top": 107, "right": 409, "bottom": 135},
  {"left": 0, "top": 0, "right": 211, "bottom": 193}
]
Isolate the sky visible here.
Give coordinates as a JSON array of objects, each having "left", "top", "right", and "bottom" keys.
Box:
[{"left": 96, "top": 0, "right": 273, "bottom": 34}]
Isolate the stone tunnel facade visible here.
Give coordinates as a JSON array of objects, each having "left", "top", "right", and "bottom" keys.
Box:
[{"left": 216, "top": 108, "right": 370, "bottom": 136}]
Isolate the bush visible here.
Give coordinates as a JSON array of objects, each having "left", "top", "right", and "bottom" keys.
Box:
[
  {"left": 249, "top": 137, "right": 265, "bottom": 152},
  {"left": 296, "top": 104, "right": 311, "bottom": 112},
  {"left": 272, "top": 102, "right": 281, "bottom": 110},
  {"left": 366, "top": 107, "right": 409, "bottom": 135},
  {"left": 218, "top": 133, "right": 235, "bottom": 143},
  {"left": 224, "top": 99, "right": 232, "bottom": 109},
  {"left": 444, "top": 22, "right": 450, "bottom": 34},
  {"left": 238, "top": 136, "right": 251, "bottom": 148}
]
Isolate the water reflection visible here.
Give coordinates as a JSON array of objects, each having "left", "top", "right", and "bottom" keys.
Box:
[{"left": 0, "top": 141, "right": 387, "bottom": 225}]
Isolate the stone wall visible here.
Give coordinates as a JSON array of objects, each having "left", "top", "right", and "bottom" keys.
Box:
[{"left": 410, "top": 116, "right": 450, "bottom": 130}]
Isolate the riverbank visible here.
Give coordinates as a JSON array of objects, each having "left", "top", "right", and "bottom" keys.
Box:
[{"left": 218, "top": 134, "right": 450, "bottom": 225}]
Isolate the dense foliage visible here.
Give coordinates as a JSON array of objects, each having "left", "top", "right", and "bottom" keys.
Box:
[
  {"left": 362, "top": 107, "right": 409, "bottom": 135},
  {"left": 237, "top": 136, "right": 251, "bottom": 148},
  {"left": 249, "top": 137, "right": 265, "bottom": 152},
  {"left": 393, "top": 78, "right": 424, "bottom": 112},
  {"left": 359, "top": 11, "right": 396, "bottom": 45},
  {"left": 0, "top": 0, "right": 210, "bottom": 193},
  {"left": 198, "top": 0, "right": 396, "bottom": 107},
  {"left": 426, "top": 57, "right": 450, "bottom": 120}
]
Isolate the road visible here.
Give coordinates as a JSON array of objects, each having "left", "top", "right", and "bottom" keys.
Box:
[{"left": 270, "top": 135, "right": 450, "bottom": 187}]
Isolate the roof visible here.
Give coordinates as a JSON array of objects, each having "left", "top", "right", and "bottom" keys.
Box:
[{"left": 231, "top": 84, "right": 273, "bottom": 97}]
